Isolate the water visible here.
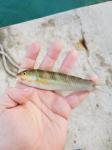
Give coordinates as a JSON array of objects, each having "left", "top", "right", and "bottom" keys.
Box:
[{"left": 0, "top": 0, "right": 109, "bottom": 27}]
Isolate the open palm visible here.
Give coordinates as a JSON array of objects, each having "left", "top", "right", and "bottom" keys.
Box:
[{"left": 0, "top": 41, "right": 94, "bottom": 150}]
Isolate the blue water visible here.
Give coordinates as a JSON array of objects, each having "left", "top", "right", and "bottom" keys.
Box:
[{"left": 0, "top": 0, "right": 109, "bottom": 27}]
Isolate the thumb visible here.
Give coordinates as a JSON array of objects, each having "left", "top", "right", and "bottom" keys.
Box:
[
  {"left": 66, "top": 91, "right": 89, "bottom": 109},
  {"left": 6, "top": 87, "right": 33, "bottom": 105}
]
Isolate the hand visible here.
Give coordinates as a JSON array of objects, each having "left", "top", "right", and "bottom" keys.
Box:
[{"left": 0, "top": 41, "right": 97, "bottom": 150}]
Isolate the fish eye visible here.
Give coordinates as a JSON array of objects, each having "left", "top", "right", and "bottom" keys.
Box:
[{"left": 23, "top": 72, "right": 26, "bottom": 75}]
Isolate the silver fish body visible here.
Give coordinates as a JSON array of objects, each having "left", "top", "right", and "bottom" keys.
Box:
[{"left": 17, "top": 69, "right": 95, "bottom": 92}]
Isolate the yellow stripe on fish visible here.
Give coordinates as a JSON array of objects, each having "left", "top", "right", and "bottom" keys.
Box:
[{"left": 37, "top": 79, "right": 48, "bottom": 84}]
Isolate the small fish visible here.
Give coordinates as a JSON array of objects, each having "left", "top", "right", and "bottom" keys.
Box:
[{"left": 17, "top": 69, "right": 96, "bottom": 92}]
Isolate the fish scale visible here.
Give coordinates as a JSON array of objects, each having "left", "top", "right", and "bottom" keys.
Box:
[{"left": 17, "top": 69, "right": 96, "bottom": 92}]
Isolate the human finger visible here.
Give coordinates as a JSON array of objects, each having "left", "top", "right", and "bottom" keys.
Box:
[
  {"left": 66, "top": 91, "right": 89, "bottom": 109},
  {"left": 52, "top": 96, "right": 71, "bottom": 119},
  {"left": 59, "top": 49, "right": 78, "bottom": 73},
  {"left": 39, "top": 40, "right": 63, "bottom": 70},
  {"left": 20, "top": 43, "right": 40, "bottom": 70},
  {"left": 88, "top": 74, "right": 99, "bottom": 84}
]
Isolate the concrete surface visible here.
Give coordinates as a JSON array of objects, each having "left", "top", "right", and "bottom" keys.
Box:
[{"left": 0, "top": 1, "right": 112, "bottom": 150}]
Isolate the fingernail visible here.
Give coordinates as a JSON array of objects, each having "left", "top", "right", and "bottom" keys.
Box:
[{"left": 86, "top": 74, "right": 99, "bottom": 84}]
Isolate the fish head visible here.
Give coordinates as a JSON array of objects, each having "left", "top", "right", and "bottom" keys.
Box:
[{"left": 17, "top": 70, "right": 37, "bottom": 84}]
